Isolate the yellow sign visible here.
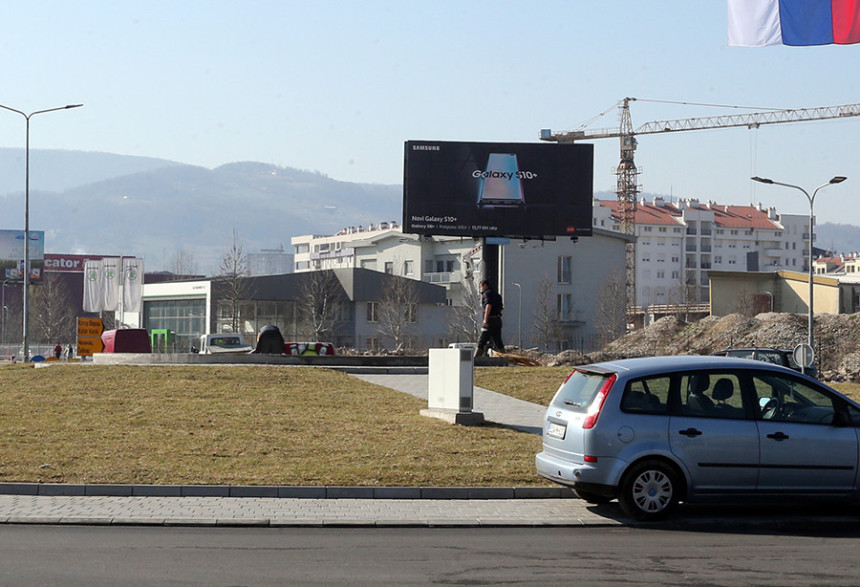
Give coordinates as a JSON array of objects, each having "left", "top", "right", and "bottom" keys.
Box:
[
  {"left": 77, "top": 317, "right": 104, "bottom": 356},
  {"left": 77, "top": 336, "right": 104, "bottom": 356}
]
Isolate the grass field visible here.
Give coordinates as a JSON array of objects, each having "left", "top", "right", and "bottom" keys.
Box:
[
  {"left": 0, "top": 364, "right": 543, "bottom": 487},
  {"left": 2, "top": 363, "right": 857, "bottom": 488}
]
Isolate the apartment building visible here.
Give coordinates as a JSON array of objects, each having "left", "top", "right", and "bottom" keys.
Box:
[
  {"left": 592, "top": 197, "right": 809, "bottom": 307},
  {"left": 291, "top": 224, "right": 631, "bottom": 352}
]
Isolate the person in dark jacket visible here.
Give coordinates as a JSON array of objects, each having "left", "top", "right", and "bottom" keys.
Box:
[
  {"left": 254, "top": 325, "right": 285, "bottom": 354},
  {"left": 476, "top": 279, "right": 504, "bottom": 356}
]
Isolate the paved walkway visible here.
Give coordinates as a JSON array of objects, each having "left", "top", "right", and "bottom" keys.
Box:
[
  {"left": 0, "top": 495, "right": 613, "bottom": 527},
  {"left": 351, "top": 373, "right": 546, "bottom": 435}
]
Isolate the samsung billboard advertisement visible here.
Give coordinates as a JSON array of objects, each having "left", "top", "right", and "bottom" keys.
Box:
[{"left": 403, "top": 141, "right": 593, "bottom": 239}]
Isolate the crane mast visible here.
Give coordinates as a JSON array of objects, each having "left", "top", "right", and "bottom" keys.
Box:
[{"left": 541, "top": 99, "right": 860, "bottom": 326}]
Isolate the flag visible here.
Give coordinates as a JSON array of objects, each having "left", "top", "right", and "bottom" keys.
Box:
[
  {"left": 82, "top": 259, "right": 103, "bottom": 313},
  {"left": 101, "top": 257, "right": 121, "bottom": 312},
  {"left": 122, "top": 257, "right": 144, "bottom": 313},
  {"left": 728, "top": 0, "right": 860, "bottom": 46}
]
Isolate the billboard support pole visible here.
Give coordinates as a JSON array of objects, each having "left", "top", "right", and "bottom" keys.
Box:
[{"left": 481, "top": 239, "right": 499, "bottom": 290}]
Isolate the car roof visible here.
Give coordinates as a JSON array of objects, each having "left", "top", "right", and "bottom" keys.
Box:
[
  {"left": 716, "top": 347, "right": 788, "bottom": 352},
  {"left": 582, "top": 355, "right": 798, "bottom": 376}
]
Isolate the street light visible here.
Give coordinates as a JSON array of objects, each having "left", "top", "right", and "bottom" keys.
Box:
[
  {"left": 511, "top": 282, "right": 522, "bottom": 350},
  {"left": 0, "top": 103, "right": 83, "bottom": 362},
  {"left": 1, "top": 279, "right": 7, "bottom": 357},
  {"left": 751, "top": 175, "right": 847, "bottom": 355}
]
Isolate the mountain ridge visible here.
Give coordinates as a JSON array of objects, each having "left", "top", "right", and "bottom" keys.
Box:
[{"left": 1, "top": 149, "right": 858, "bottom": 274}]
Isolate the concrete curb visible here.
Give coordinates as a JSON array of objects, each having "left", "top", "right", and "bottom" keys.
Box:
[{"left": 0, "top": 483, "right": 576, "bottom": 500}]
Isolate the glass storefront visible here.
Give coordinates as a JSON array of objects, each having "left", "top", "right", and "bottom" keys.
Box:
[{"left": 143, "top": 298, "right": 207, "bottom": 353}]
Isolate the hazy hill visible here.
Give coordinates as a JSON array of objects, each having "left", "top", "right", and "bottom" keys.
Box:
[
  {"left": 2, "top": 149, "right": 858, "bottom": 275},
  {"left": 0, "top": 150, "right": 400, "bottom": 273}
]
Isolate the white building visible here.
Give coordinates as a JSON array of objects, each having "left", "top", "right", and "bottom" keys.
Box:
[
  {"left": 593, "top": 197, "right": 809, "bottom": 307},
  {"left": 292, "top": 224, "right": 632, "bottom": 352}
]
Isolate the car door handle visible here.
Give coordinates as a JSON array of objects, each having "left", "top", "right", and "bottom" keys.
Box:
[
  {"left": 767, "top": 431, "right": 790, "bottom": 441},
  {"left": 679, "top": 428, "right": 703, "bottom": 437}
]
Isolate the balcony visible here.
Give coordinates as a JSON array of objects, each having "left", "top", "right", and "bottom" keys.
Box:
[{"left": 423, "top": 272, "right": 456, "bottom": 284}]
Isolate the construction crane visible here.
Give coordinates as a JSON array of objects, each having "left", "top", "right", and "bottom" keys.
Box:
[{"left": 541, "top": 98, "right": 860, "bottom": 320}]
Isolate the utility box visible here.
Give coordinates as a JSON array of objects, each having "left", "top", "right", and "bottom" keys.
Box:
[{"left": 423, "top": 348, "right": 484, "bottom": 425}]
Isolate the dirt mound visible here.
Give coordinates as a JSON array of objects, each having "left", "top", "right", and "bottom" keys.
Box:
[{"left": 534, "top": 312, "right": 860, "bottom": 382}]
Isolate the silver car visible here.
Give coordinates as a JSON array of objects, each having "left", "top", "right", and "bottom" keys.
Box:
[{"left": 535, "top": 355, "right": 860, "bottom": 521}]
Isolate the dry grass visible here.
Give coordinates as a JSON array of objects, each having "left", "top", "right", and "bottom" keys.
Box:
[
  {"left": 0, "top": 364, "right": 542, "bottom": 487},
  {"left": 475, "top": 366, "right": 571, "bottom": 406}
]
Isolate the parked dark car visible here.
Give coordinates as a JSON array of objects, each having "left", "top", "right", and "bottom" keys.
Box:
[{"left": 713, "top": 347, "right": 817, "bottom": 378}]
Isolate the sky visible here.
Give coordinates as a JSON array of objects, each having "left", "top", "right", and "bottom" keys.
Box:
[{"left": 0, "top": 1, "right": 858, "bottom": 224}]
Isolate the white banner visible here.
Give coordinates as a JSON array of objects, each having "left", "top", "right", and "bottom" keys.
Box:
[
  {"left": 101, "top": 257, "right": 121, "bottom": 312},
  {"left": 82, "top": 259, "right": 103, "bottom": 313},
  {"left": 122, "top": 257, "right": 144, "bottom": 313}
]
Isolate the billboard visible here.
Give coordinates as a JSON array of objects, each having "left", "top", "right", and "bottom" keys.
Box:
[
  {"left": 403, "top": 141, "right": 593, "bottom": 239},
  {"left": 0, "top": 229, "right": 45, "bottom": 282}
]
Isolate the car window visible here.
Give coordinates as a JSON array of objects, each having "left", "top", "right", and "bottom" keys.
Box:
[
  {"left": 550, "top": 370, "right": 611, "bottom": 410},
  {"left": 755, "top": 350, "right": 786, "bottom": 366},
  {"left": 679, "top": 372, "right": 747, "bottom": 419},
  {"left": 621, "top": 376, "right": 669, "bottom": 415},
  {"left": 751, "top": 372, "right": 836, "bottom": 425},
  {"left": 726, "top": 350, "right": 754, "bottom": 359}
]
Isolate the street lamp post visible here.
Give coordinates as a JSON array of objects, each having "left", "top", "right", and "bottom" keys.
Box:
[
  {"left": 751, "top": 175, "right": 847, "bottom": 354},
  {"left": 1, "top": 279, "right": 7, "bottom": 357},
  {"left": 511, "top": 282, "right": 522, "bottom": 350},
  {"left": 0, "top": 103, "right": 83, "bottom": 362}
]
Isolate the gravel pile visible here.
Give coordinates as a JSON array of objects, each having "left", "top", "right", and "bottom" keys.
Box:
[{"left": 533, "top": 312, "right": 860, "bottom": 382}]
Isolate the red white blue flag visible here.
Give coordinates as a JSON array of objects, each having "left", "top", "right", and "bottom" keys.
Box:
[{"left": 728, "top": 0, "right": 860, "bottom": 46}]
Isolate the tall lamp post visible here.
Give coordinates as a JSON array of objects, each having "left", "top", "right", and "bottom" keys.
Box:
[
  {"left": 0, "top": 103, "right": 83, "bottom": 362},
  {"left": 1, "top": 279, "right": 7, "bottom": 356},
  {"left": 751, "top": 175, "right": 847, "bottom": 353},
  {"left": 511, "top": 282, "right": 522, "bottom": 350}
]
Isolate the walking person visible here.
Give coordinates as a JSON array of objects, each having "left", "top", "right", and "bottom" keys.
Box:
[{"left": 476, "top": 279, "right": 504, "bottom": 356}]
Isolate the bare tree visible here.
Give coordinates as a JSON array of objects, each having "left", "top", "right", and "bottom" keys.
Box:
[
  {"left": 667, "top": 278, "right": 700, "bottom": 324},
  {"left": 533, "top": 277, "right": 561, "bottom": 351},
  {"left": 30, "top": 273, "right": 77, "bottom": 345},
  {"left": 219, "top": 229, "right": 253, "bottom": 334},
  {"left": 297, "top": 270, "right": 346, "bottom": 340},
  {"left": 377, "top": 274, "right": 419, "bottom": 354},
  {"left": 447, "top": 275, "right": 481, "bottom": 345},
  {"left": 595, "top": 269, "right": 627, "bottom": 347}
]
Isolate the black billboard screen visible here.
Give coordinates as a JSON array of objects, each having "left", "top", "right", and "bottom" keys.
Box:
[{"left": 403, "top": 141, "right": 593, "bottom": 238}]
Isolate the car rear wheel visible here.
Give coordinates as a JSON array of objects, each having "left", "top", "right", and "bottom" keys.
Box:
[
  {"left": 618, "top": 460, "right": 678, "bottom": 521},
  {"left": 574, "top": 488, "right": 613, "bottom": 504}
]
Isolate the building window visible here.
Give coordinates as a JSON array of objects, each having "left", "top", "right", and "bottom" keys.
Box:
[
  {"left": 557, "top": 294, "right": 573, "bottom": 321},
  {"left": 295, "top": 243, "right": 309, "bottom": 254},
  {"left": 384, "top": 262, "right": 393, "bottom": 275},
  {"left": 557, "top": 256, "right": 572, "bottom": 284},
  {"left": 367, "top": 301, "right": 379, "bottom": 322},
  {"left": 403, "top": 260, "right": 414, "bottom": 276}
]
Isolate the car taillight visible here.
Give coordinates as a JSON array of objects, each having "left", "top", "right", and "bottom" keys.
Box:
[{"left": 582, "top": 374, "right": 616, "bottom": 429}]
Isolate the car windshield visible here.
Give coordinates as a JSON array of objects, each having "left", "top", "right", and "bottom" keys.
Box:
[{"left": 551, "top": 370, "right": 612, "bottom": 410}]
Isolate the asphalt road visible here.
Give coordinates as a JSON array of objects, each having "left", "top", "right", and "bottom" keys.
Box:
[{"left": 2, "top": 525, "right": 859, "bottom": 585}]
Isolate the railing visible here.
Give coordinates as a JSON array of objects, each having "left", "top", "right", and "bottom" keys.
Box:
[{"left": 422, "top": 272, "right": 455, "bottom": 283}]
